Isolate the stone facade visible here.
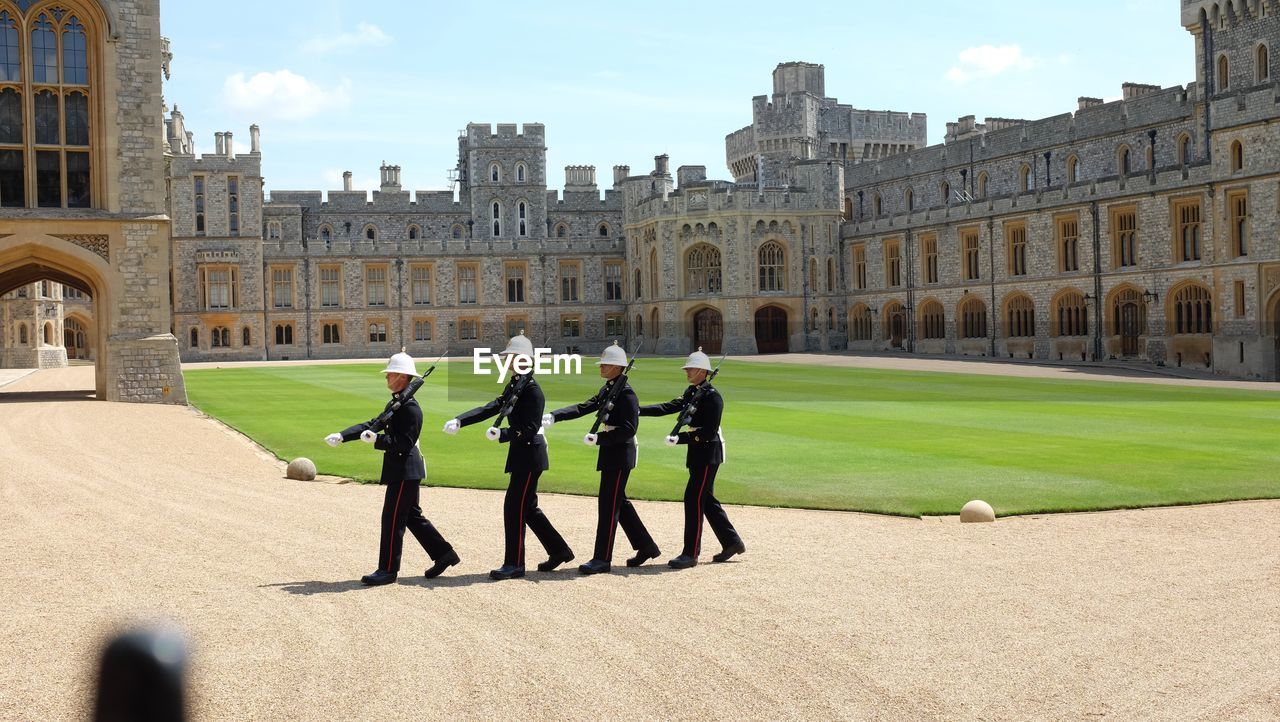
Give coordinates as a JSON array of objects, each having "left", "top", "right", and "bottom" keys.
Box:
[
  {"left": 0, "top": 0, "right": 186, "bottom": 403},
  {"left": 838, "top": 0, "right": 1280, "bottom": 380}
]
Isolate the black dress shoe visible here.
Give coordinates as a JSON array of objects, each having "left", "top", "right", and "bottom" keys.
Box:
[
  {"left": 360, "top": 570, "right": 397, "bottom": 586},
  {"left": 489, "top": 565, "right": 525, "bottom": 581},
  {"left": 536, "top": 550, "right": 575, "bottom": 572},
  {"left": 424, "top": 549, "right": 460, "bottom": 579},
  {"left": 667, "top": 555, "right": 697, "bottom": 569},
  {"left": 577, "top": 559, "right": 611, "bottom": 575},
  {"left": 711, "top": 541, "right": 746, "bottom": 563},
  {"left": 625, "top": 545, "right": 661, "bottom": 567}
]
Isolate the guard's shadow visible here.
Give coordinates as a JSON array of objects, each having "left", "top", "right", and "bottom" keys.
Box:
[
  {"left": 260, "top": 579, "right": 370, "bottom": 595},
  {"left": 264, "top": 563, "right": 682, "bottom": 595}
]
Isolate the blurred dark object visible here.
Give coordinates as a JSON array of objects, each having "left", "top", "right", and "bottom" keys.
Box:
[{"left": 93, "top": 626, "right": 187, "bottom": 722}]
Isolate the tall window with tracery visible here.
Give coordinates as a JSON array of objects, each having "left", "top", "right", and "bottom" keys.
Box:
[
  {"left": 686, "top": 244, "right": 722, "bottom": 295},
  {"left": 0, "top": 7, "right": 94, "bottom": 208},
  {"left": 758, "top": 242, "right": 785, "bottom": 292},
  {"left": 1172, "top": 285, "right": 1212, "bottom": 334}
]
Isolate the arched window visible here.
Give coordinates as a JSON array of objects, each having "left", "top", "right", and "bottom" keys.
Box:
[
  {"left": 634, "top": 313, "right": 643, "bottom": 336},
  {"left": 211, "top": 326, "right": 229, "bottom": 348},
  {"left": 648, "top": 249, "right": 658, "bottom": 299},
  {"left": 368, "top": 322, "right": 387, "bottom": 343},
  {"left": 873, "top": 193, "right": 883, "bottom": 216},
  {"left": 242, "top": 327, "right": 251, "bottom": 346},
  {"left": 489, "top": 162, "right": 500, "bottom": 182},
  {"left": 827, "top": 308, "right": 835, "bottom": 331},
  {"left": 188, "top": 327, "right": 197, "bottom": 348},
  {"left": 904, "top": 188, "right": 914, "bottom": 211},
  {"left": 1066, "top": 155, "right": 1079, "bottom": 184},
  {"left": 919, "top": 300, "right": 945, "bottom": 340},
  {"left": 1218, "top": 54, "right": 1230, "bottom": 90},
  {"left": 827, "top": 258, "right": 836, "bottom": 292},
  {"left": 0, "top": 8, "right": 96, "bottom": 208},
  {"left": 959, "top": 297, "right": 988, "bottom": 339},
  {"left": 940, "top": 181, "right": 950, "bottom": 204},
  {"left": 849, "top": 304, "right": 873, "bottom": 341},
  {"left": 554, "top": 223, "right": 567, "bottom": 238},
  {"left": 649, "top": 308, "right": 659, "bottom": 339},
  {"left": 843, "top": 197, "right": 853, "bottom": 219},
  {"left": 408, "top": 225, "right": 420, "bottom": 240},
  {"left": 1053, "top": 291, "right": 1088, "bottom": 337},
  {"left": 758, "top": 241, "right": 786, "bottom": 292},
  {"left": 686, "top": 243, "right": 722, "bottom": 295},
  {"left": 598, "top": 223, "right": 609, "bottom": 237},
  {"left": 1110, "top": 288, "right": 1147, "bottom": 336},
  {"left": 809, "top": 307, "right": 819, "bottom": 333},
  {"left": 634, "top": 269, "right": 641, "bottom": 300},
  {"left": 274, "top": 324, "right": 294, "bottom": 345},
  {"left": 364, "top": 225, "right": 376, "bottom": 241},
  {"left": 1177, "top": 134, "right": 1192, "bottom": 166},
  {"left": 1230, "top": 140, "right": 1244, "bottom": 172},
  {"left": 516, "top": 162, "right": 526, "bottom": 183},
  {"left": 451, "top": 224, "right": 463, "bottom": 239},
  {"left": 43, "top": 321, "right": 52, "bottom": 345},
  {"left": 1171, "top": 284, "right": 1213, "bottom": 334},
  {"left": 517, "top": 201, "right": 527, "bottom": 237},
  {"left": 1118, "top": 145, "right": 1131, "bottom": 176},
  {"left": 1018, "top": 165, "right": 1031, "bottom": 192},
  {"left": 1257, "top": 44, "right": 1270, "bottom": 83},
  {"left": 491, "top": 201, "right": 501, "bottom": 236},
  {"left": 808, "top": 257, "right": 819, "bottom": 291},
  {"left": 977, "top": 172, "right": 988, "bottom": 199},
  {"left": 1005, "top": 295, "right": 1035, "bottom": 337},
  {"left": 319, "top": 225, "right": 332, "bottom": 242}
]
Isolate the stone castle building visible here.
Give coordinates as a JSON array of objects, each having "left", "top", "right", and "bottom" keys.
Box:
[
  {"left": 0, "top": 0, "right": 185, "bottom": 402},
  {"left": 5, "top": 0, "right": 1278, "bottom": 391}
]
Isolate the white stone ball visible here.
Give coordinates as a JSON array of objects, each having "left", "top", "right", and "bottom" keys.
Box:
[
  {"left": 287, "top": 457, "right": 317, "bottom": 481},
  {"left": 960, "top": 499, "right": 996, "bottom": 523}
]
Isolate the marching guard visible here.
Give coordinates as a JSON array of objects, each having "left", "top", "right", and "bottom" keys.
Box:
[
  {"left": 543, "top": 342, "right": 661, "bottom": 574},
  {"left": 324, "top": 351, "right": 459, "bottom": 586},
  {"left": 639, "top": 348, "right": 745, "bottom": 569},
  {"left": 444, "top": 333, "right": 574, "bottom": 580}
]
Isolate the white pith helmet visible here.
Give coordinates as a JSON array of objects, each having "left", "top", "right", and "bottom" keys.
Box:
[
  {"left": 683, "top": 347, "right": 712, "bottom": 371},
  {"left": 501, "top": 331, "right": 534, "bottom": 357},
  {"left": 596, "top": 340, "right": 628, "bottom": 366},
  {"left": 381, "top": 349, "right": 420, "bottom": 377}
]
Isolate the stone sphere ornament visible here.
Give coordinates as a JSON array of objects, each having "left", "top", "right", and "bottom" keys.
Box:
[
  {"left": 287, "top": 457, "right": 317, "bottom": 481},
  {"left": 960, "top": 499, "right": 996, "bottom": 523}
]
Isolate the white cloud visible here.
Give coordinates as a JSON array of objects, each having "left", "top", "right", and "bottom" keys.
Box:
[
  {"left": 945, "top": 45, "right": 1037, "bottom": 85},
  {"left": 221, "top": 70, "right": 351, "bottom": 121},
  {"left": 302, "top": 23, "right": 392, "bottom": 54}
]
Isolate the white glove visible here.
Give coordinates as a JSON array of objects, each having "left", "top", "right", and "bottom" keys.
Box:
[
  {"left": 541, "top": 413, "right": 555, "bottom": 428},
  {"left": 324, "top": 433, "right": 342, "bottom": 447},
  {"left": 360, "top": 429, "right": 377, "bottom": 443},
  {"left": 583, "top": 433, "right": 598, "bottom": 446},
  {"left": 485, "top": 427, "right": 501, "bottom": 441},
  {"left": 664, "top": 435, "right": 679, "bottom": 447},
  {"left": 443, "top": 419, "right": 460, "bottom": 435}
]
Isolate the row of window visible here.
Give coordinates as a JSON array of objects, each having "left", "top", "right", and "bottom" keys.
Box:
[
  {"left": 487, "top": 161, "right": 529, "bottom": 184},
  {"left": 193, "top": 174, "right": 240, "bottom": 236},
  {"left": 197, "top": 261, "right": 628, "bottom": 312},
  {"left": 189, "top": 314, "right": 629, "bottom": 350},
  {"left": 845, "top": 284, "right": 1215, "bottom": 342},
  {"left": 850, "top": 194, "right": 1246, "bottom": 291},
  {"left": 851, "top": 138, "right": 1252, "bottom": 219},
  {"left": 306, "top": 219, "right": 614, "bottom": 243},
  {"left": 1214, "top": 44, "right": 1270, "bottom": 92}
]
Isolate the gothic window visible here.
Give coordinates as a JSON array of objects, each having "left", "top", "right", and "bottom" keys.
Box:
[
  {"left": 1177, "top": 134, "right": 1192, "bottom": 166},
  {"left": 451, "top": 224, "right": 463, "bottom": 239},
  {"left": 228, "top": 176, "right": 239, "bottom": 235},
  {"left": 518, "top": 201, "right": 527, "bottom": 237},
  {"left": 267, "top": 221, "right": 281, "bottom": 240},
  {"left": 1171, "top": 284, "right": 1213, "bottom": 334},
  {"left": 1053, "top": 291, "right": 1088, "bottom": 337},
  {"left": 758, "top": 241, "right": 785, "bottom": 292},
  {"left": 274, "top": 324, "right": 294, "bottom": 345},
  {"left": 686, "top": 244, "right": 722, "bottom": 295},
  {"left": 0, "top": 8, "right": 94, "bottom": 208},
  {"left": 1018, "top": 165, "right": 1030, "bottom": 192},
  {"left": 959, "top": 297, "right": 988, "bottom": 338},
  {"left": 1057, "top": 215, "right": 1080, "bottom": 273},
  {"left": 1006, "top": 295, "right": 1035, "bottom": 337},
  {"left": 1118, "top": 145, "right": 1131, "bottom": 176},
  {"left": 976, "top": 172, "right": 988, "bottom": 199},
  {"left": 1257, "top": 44, "right": 1270, "bottom": 83},
  {"left": 211, "top": 326, "right": 230, "bottom": 348},
  {"left": 408, "top": 224, "right": 420, "bottom": 240},
  {"left": 322, "top": 323, "right": 340, "bottom": 344},
  {"left": 364, "top": 225, "right": 376, "bottom": 241},
  {"left": 242, "top": 327, "right": 251, "bottom": 346},
  {"left": 1066, "top": 155, "right": 1078, "bottom": 184},
  {"left": 368, "top": 323, "right": 387, "bottom": 343},
  {"left": 489, "top": 162, "right": 500, "bottom": 182},
  {"left": 919, "top": 300, "right": 945, "bottom": 340},
  {"left": 414, "top": 320, "right": 431, "bottom": 342},
  {"left": 491, "top": 201, "right": 501, "bottom": 236},
  {"left": 554, "top": 223, "right": 567, "bottom": 238},
  {"left": 1230, "top": 140, "right": 1243, "bottom": 172},
  {"left": 849, "top": 304, "right": 873, "bottom": 341},
  {"left": 1218, "top": 54, "right": 1230, "bottom": 90},
  {"left": 188, "top": 327, "right": 197, "bottom": 348},
  {"left": 1173, "top": 198, "right": 1202, "bottom": 262},
  {"left": 319, "top": 225, "right": 331, "bottom": 242},
  {"left": 634, "top": 269, "right": 641, "bottom": 300},
  {"left": 598, "top": 223, "right": 609, "bottom": 237},
  {"left": 516, "top": 162, "right": 526, "bottom": 183}
]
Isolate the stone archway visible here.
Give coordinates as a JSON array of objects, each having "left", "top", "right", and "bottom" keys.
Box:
[{"left": 0, "top": 238, "right": 185, "bottom": 403}]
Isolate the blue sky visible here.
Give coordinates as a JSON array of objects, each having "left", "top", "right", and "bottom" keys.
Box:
[{"left": 161, "top": 0, "right": 1195, "bottom": 195}]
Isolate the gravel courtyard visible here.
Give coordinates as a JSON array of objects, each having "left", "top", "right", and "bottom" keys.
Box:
[{"left": 1, "top": 365, "right": 1278, "bottom": 720}]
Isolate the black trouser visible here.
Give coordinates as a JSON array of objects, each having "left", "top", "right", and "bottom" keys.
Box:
[
  {"left": 683, "top": 464, "right": 741, "bottom": 557},
  {"left": 504, "top": 470, "right": 571, "bottom": 567},
  {"left": 592, "top": 468, "right": 656, "bottom": 563},
  {"left": 380, "top": 480, "right": 452, "bottom": 574}
]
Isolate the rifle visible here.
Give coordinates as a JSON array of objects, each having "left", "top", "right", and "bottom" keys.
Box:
[
  {"left": 668, "top": 353, "right": 727, "bottom": 437},
  {"left": 492, "top": 370, "right": 535, "bottom": 430},
  {"left": 590, "top": 342, "right": 642, "bottom": 435},
  {"left": 369, "top": 352, "right": 444, "bottom": 433}
]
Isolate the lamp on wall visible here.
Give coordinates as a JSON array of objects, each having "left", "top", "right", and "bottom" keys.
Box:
[{"left": 1142, "top": 289, "right": 1160, "bottom": 303}]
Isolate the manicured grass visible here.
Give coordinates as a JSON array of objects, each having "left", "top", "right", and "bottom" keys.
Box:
[{"left": 183, "top": 360, "right": 1280, "bottom": 517}]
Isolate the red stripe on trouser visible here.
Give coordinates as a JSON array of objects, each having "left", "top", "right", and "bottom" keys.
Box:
[
  {"left": 385, "top": 482, "right": 406, "bottom": 572},
  {"left": 606, "top": 470, "right": 623, "bottom": 558},
  {"left": 516, "top": 473, "right": 532, "bottom": 564},
  {"left": 693, "top": 466, "right": 709, "bottom": 555}
]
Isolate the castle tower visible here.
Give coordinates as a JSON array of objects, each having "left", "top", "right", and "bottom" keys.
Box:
[{"left": 459, "top": 123, "right": 548, "bottom": 240}]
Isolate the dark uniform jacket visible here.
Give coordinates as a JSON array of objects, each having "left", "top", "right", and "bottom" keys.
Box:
[
  {"left": 550, "top": 378, "right": 639, "bottom": 472},
  {"left": 639, "top": 384, "right": 724, "bottom": 468},
  {"left": 456, "top": 374, "right": 550, "bottom": 473},
  {"left": 341, "top": 395, "right": 426, "bottom": 483}
]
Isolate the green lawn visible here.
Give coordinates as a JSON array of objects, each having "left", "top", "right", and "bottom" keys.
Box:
[{"left": 183, "top": 360, "right": 1280, "bottom": 517}]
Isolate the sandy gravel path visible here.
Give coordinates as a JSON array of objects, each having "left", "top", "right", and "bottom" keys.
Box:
[{"left": 2, "top": 367, "right": 1278, "bottom": 720}]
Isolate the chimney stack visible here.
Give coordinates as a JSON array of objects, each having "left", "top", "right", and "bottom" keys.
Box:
[
  {"left": 343, "top": 171, "right": 353, "bottom": 192},
  {"left": 214, "top": 132, "right": 225, "bottom": 155},
  {"left": 224, "top": 131, "right": 234, "bottom": 159},
  {"left": 249, "top": 124, "right": 261, "bottom": 154}
]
